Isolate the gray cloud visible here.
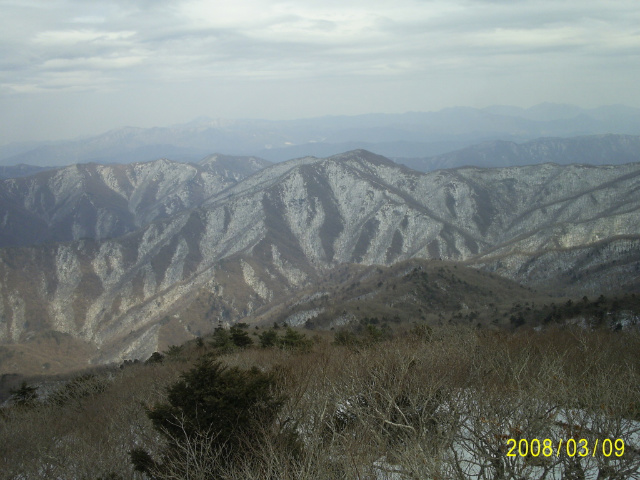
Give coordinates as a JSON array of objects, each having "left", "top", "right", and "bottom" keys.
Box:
[{"left": 1, "top": 0, "right": 639, "bottom": 143}]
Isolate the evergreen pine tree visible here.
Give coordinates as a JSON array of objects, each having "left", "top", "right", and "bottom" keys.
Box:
[
  {"left": 230, "top": 325, "right": 253, "bottom": 347},
  {"left": 259, "top": 328, "right": 279, "bottom": 348},
  {"left": 132, "top": 359, "right": 288, "bottom": 477}
]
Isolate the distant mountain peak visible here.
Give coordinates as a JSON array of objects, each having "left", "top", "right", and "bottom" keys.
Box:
[{"left": 329, "top": 149, "right": 398, "bottom": 165}]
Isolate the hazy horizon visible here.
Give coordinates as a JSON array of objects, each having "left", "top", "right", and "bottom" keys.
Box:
[
  {"left": 2, "top": 0, "right": 640, "bottom": 145},
  {"left": 3, "top": 102, "right": 640, "bottom": 148}
]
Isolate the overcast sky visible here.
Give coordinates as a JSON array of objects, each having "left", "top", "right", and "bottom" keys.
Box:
[{"left": 1, "top": 0, "right": 639, "bottom": 144}]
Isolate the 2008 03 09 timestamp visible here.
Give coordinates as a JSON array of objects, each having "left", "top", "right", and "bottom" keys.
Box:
[{"left": 506, "top": 438, "right": 625, "bottom": 458}]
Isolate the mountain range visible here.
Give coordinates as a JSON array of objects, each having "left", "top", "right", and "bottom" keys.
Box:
[
  {"left": 0, "top": 149, "right": 638, "bottom": 373},
  {"left": 402, "top": 134, "right": 640, "bottom": 172},
  {"left": 3, "top": 104, "right": 640, "bottom": 167},
  {"left": 0, "top": 154, "right": 269, "bottom": 247}
]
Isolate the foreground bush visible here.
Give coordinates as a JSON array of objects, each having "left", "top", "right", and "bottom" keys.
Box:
[
  {"left": 132, "top": 359, "right": 295, "bottom": 479},
  {"left": 1, "top": 326, "right": 639, "bottom": 479}
]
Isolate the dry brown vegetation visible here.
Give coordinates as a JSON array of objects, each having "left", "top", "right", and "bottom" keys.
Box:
[
  {"left": 0, "top": 331, "right": 95, "bottom": 377},
  {"left": 1, "top": 325, "right": 640, "bottom": 479}
]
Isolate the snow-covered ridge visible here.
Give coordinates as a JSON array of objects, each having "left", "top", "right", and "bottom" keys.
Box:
[
  {"left": 0, "top": 150, "right": 638, "bottom": 362},
  {"left": 0, "top": 155, "right": 269, "bottom": 248}
]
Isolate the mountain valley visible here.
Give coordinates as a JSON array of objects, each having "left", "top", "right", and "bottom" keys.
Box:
[{"left": 0, "top": 150, "right": 638, "bottom": 373}]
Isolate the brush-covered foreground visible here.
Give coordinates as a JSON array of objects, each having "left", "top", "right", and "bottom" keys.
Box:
[{"left": 1, "top": 325, "right": 640, "bottom": 479}]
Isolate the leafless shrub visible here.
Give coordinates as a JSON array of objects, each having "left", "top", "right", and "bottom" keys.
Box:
[{"left": 1, "top": 326, "right": 639, "bottom": 479}]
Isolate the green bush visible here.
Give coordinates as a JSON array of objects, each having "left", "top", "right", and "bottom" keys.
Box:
[
  {"left": 279, "top": 327, "right": 312, "bottom": 352},
  {"left": 230, "top": 325, "right": 253, "bottom": 347},
  {"left": 164, "top": 344, "right": 183, "bottom": 358},
  {"left": 210, "top": 326, "right": 233, "bottom": 351},
  {"left": 259, "top": 328, "right": 279, "bottom": 348},
  {"left": 145, "top": 351, "right": 165, "bottom": 364},
  {"left": 132, "top": 359, "right": 287, "bottom": 477}
]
